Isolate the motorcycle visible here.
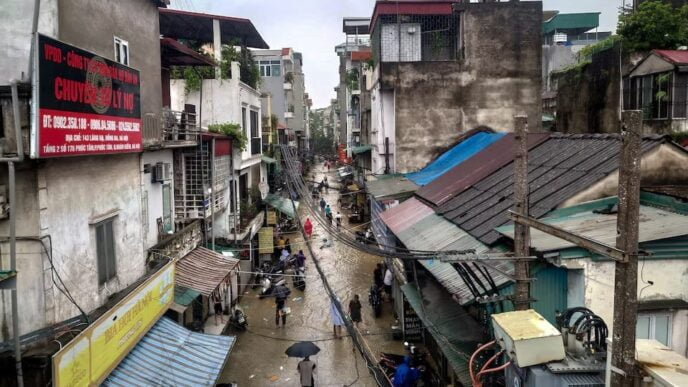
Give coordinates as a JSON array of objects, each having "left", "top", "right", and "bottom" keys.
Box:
[
  {"left": 293, "top": 266, "right": 306, "bottom": 291},
  {"left": 356, "top": 228, "right": 375, "bottom": 244},
  {"left": 369, "top": 285, "right": 382, "bottom": 317},
  {"left": 379, "top": 342, "right": 441, "bottom": 386},
  {"left": 230, "top": 306, "right": 248, "bottom": 331}
]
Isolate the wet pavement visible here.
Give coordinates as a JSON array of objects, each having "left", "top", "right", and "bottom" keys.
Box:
[{"left": 219, "top": 162, "right": 403, "bottom": 386}]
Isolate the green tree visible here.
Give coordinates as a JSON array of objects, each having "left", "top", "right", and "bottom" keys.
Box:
[{"left": 617, "top": 1, "right": 688, "bottom": 52}]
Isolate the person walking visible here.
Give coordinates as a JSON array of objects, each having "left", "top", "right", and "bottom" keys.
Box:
[
  {"left": 285, "top": 238, "right": 292, "bottom": 254},
  {"left": 330, "top": 300, "right": 344, "bottom": 339},
  {"left": 304, "top": 218, "right": 313, "bottom": 239},
  {"left": 275, "top": 286, "right": 290, "bottom": 327},
  {"left": 349, "top": 295, "right": 362, "bottom": 328},
  {"left": 295, "top": 250, "right": 306, "bottom": 269},
  {"left": 373, "top": 263, "right": 384, "bottom": 290},
  {"left": 297, "top": 356, "right": 317, "bottom": 387},
  {"left": 319, "top": 197, "right": 326, "bottom": 213},
  {"left": 212, "top": 293, "right": 224, "bottom": 326},
  {"left": 335, "top": 211, "right": 342, "bottom": 230},
  {"left": 324, "top": 177, "right": 329, "bottom": 193},
  {"left": 325, "top": 205, "right": 333, "bottom": 226}
]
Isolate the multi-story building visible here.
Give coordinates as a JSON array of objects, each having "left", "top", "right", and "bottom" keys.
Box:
[
  {"left": 368, "top": 0, "right": 542, "bottom": 174},
  {"left": 253, "top": 48, "right": 309, "bottom": 152}
]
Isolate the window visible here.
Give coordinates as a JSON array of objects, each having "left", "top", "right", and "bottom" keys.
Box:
[
  {"left": 95, "top": 218, "right": 117, "bottom": 285},
  {"left": 162, "top": 184, "right": 172, "bottom": 233},
  {"left": 636, "top": 312, "right": 672, "bottom": 346},
  {"left": 259, "top": 62, "right": 271, "bottom": 77},
  {"left": 259, "top": 61, "right": 281, "bottom": 77},
  {"left": 250, "top": 110, "right": 259, "bottom": 138},
  {"left": 114, "top": 37, "right": 129, "bottom": 66},
  {"left": 242, "top": 107, "right": 247, "bottom": 131},
  {"left": 270, "top": 60, "right": 281, "bottom": 76},
  {"left": 673, "top": 73, "right": 688, "bottom": 118}
]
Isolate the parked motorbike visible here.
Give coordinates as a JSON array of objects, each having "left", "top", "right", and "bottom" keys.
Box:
[
  {"left": 293, "top": 266, "right": 306, "bottom": 291},
  {"left": 230, "top": 306, "right": 248, "bottom": 331},
  {"left": 356, "top": 228, "right": 375, "bottom": 244},
  {"left": 379, "top": 342, "right": 441, "bottom": 386},
  {"left": 369, "top": 285, "right": 382, "bottom": 317}
]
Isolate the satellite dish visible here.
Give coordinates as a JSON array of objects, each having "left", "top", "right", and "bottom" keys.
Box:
[{"left": 259, "top": 182, "right": 269, "bottom": 200}]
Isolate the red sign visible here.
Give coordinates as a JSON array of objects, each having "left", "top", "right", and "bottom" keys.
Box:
[{"left": 35, "top": 34, "right": 142, "bottom": 158}]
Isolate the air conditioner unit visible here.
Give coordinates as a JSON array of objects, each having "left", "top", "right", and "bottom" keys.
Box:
[{"left": 152, "top": 162, "right": 171, "bottom": 183}]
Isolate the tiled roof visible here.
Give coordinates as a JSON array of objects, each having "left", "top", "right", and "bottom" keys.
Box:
[
  {"left": 653, "top": 49, "right": 688, "bottom": 66},
  {"left": 436, "top": 133, "right": 669, "bottom": 245}
]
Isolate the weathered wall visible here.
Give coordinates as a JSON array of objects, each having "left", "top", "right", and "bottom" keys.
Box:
[
  {"left": 563, "top": 258, "right": 688, "bottom": 356},
  {"left": 59, "top": 0, "right": 162, "bottom": 119},
  {"left": 381, "top": 1, "right": 542, "bottom": 173},
  {"left": 0, "top": 0, "right": 59, "bottom": 84},
  {"left": 561, "top": 144, "right": 688, "bottom": 207},
  {"left": 253, "top": 50, "right": 287, "bottom": 126},
  {"left": 370, "top": 86, "right": 395, "bottom": 174},
  {"left": 542, "top": 45, "right": 576, "bottom": 92},
  {"left": 554, "top": 44, "right": 621, "bottom": 134}
]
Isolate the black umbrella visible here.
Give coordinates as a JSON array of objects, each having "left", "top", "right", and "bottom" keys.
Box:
[
  {"left": 274, "top": 284, "right": 290, "bottom": 300},
  {"left": 285, "top": 341, "right": 321, "bottom": 358}
]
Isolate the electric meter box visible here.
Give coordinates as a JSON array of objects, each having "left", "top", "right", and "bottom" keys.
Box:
[{"left": 492, "top": 309, "right": 565, "bottom": 368}]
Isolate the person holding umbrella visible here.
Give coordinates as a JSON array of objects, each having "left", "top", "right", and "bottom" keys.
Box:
[
  {"left": 286, "top": 341, "right": 321, "bottom": 387},
  {"left": 274, "top": 284, "right": 291, "bottom": 327}
]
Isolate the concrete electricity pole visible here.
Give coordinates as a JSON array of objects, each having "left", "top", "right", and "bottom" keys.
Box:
[
  {"left": 512, "top": 115, "right": 531, "bottom": 310},
  {"left": 610, "top": 110, "right": 642, "bottom": 386},
  {"left": 508, "top": 111, "right": 643, "bottom": 385}
]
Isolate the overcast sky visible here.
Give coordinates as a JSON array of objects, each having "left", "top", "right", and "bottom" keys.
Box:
[{"left": 172, "top": 0, "right": 625, "bottom": 109}]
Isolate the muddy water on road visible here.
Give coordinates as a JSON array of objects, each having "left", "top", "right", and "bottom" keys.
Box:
[{"left": 219, "top": 164, "right": 403, "bottom": 386}]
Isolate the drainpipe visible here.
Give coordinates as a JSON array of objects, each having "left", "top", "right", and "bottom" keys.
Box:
[{"left": 8, "top": 80, "right": 25, "bottom": 387}]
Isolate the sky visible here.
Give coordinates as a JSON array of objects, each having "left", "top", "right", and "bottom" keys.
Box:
[{"left": 171, "top": 0, "right": 625, "bottom": 109}]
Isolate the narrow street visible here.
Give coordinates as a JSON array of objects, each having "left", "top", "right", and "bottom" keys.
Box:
[{"left": 220, "top": 163, "right": 403, "bottom": 386}]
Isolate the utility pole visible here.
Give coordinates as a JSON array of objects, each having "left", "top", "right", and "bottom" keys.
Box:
[
  {"left": 507, "top": 111, "right": 643, "bottom": 385},
  {"left": 512, "top": 115, "right": 531, "bottom": 310},
  {"left": 610, "top": 110, "right": 642, "bottom": 386}
]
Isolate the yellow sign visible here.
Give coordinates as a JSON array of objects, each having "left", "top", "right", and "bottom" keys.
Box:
[
  {"left": 53, "top": 262, "right": 175, "bottom": 387},
  {"left": 267, "top": 210, "right": 277, "bottom": 225},
  {"left": 258, "top": 227, "right": 274, "bottom": 254}
]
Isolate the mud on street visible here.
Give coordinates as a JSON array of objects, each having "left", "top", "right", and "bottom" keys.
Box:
[{"left": 220, "top": 163, "right": 403, "bottom": 386}]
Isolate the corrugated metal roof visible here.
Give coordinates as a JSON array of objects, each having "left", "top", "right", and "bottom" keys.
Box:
[
  {"left": 367, "top": 176, "right": 419, "bottom": 200},
  {"left": 104, "top": 317, "right": 234, "bottom": 386},
  {"left": 416, "top": 133, "right": 550, "bottom": 207},
  {"left": 406, "top": 131, "right": 506, "bottom": 186},
  {"left": 176, "top": 247, "right": 239, "bottom": 296},
  {"left": 379, "top": 197, "right": 434, "bottom": 235},
  {"left": 174, "top": 286, "right": 201, "bottom": 307},
  {"left": 264, "top": 193, "right": 299, "bottom": 219},
  {"left": 401, "top": 280, "right": 483, "bottom": 387},
  {"left": 384, "top": 199, "right": 514, "bottom": 305},
  {"left": 542, "top": 12, "right": 600, "bottom": 35},
  {"left": 654, "top": 49, "right": 688, "bottom": 66},
  {"left": 437, "top": 133, "right": 668, "bottom": 245},
  {"left": 496, "top": 203, "right": 688, "bottom": 252}
]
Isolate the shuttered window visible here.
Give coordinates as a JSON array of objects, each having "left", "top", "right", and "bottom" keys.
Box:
[{"left": 96, "top": 218, "right": 117, "bottom": 284}]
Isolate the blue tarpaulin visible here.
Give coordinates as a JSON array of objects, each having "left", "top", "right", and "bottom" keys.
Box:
[{"left": 406, "top": 131, "right": 505, "bottom": 186}]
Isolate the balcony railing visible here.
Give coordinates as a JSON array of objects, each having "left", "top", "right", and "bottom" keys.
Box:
[
  {"left": 251, "top": 137, "right": 262, "bottom": 155},
  {"left": 143, "top": 109, "right": 200, "bottom": 149}
]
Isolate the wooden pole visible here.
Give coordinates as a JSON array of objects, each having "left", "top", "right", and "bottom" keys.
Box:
[
  {"left": 610, "top": 110, "right": 642, "bottom": 386},
  {"left": 512, "top": 115, "right": 531, "bottom": 310}
]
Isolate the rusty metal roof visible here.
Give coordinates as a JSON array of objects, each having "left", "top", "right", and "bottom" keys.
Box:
[
  {"left": 176, "top": 247, "right": 239, "bottom": 296},
  {"left": 379, "top": 197, "right": 434, "bottom": 235},
  {"left": 437, "top": 133, "right": 668, "bottom": 245},
  {"left": 416, "top": 133, "right": 550, "bottom": 207}
]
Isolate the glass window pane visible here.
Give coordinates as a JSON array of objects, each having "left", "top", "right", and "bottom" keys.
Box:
[
  {"left": 654, "top": 315, "right": 670, "bottom": 346},
  {"left": 96, "top": 224, "right": 107, "bottom": 284},
  {"left": 272, "top": 65, "right": 281, "bottom": 76},
  {"left": 259, "top": 66, "right": 265, "bottom": 77},
  {"left": 105, "top": 221, "right": 116, "bottom": 280},
  {"left": 271, "top": 60, "right": 280, "bottom": 64},
  {"left": 636, "top": 315, "right": 650, "bottom": 339}
]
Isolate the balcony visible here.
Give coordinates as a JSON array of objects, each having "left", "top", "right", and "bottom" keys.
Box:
[
  {"left": 283, "top": 83, "right": 292, "bottom": 90},
  {"left": 143, "top": 109, "right": 200, "bottom": 149},
  {"left": 285, "top": 111, "right": 294, "bottom": 119},
  {"left": 250, "top": 137, "right": 262, "bottom": 155}
]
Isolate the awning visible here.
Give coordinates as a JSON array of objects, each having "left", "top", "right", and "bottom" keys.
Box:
[
  {"left": 176, "top": 247, "right": 239, "bottom": 296},
  {"left": 351, "top": 144, "right": 372, "bottom": 154},
  {"left": 103, "top": 317, "right": 235, "bottom": 386},
  {"left": 264, "top": 193, "right": 299, "bottom": 219},
  {"left": 173, "top": 286, "right": 201, "bottom": 312},
  {"left": 261, "top": 155, "right": 277, "bottom": 164},
  {"left": 367, "top": 175, "right": 418, "bottom": 200},
  {"left": 160, "top": 37, "right": 216, "bottom": 67},
  {"left": 401, "top": 281, "right": 483, "bottom": 386}
]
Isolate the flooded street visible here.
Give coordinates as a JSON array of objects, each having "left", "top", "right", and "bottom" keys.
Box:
[{"left": 220, "top": 163, "right": 403, "bottom": 386}]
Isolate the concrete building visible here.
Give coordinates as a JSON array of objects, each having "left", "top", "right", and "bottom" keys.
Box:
[
  {"left": 252, "top": 48, "right": 309, "bottom": 152},
  {"left": 0, "top": 0, "right": 165, "bottom": 368},
  {"left": 368, "top": 0, "right": 543, "bottom": 174}
]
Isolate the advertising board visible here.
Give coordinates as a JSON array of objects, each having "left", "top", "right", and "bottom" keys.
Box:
[
  {"left": 52, "top": 262, "right": 174, "bottom": 386},
  {"left": 33, "top": 34, "right": 142, "bottom": 158}
]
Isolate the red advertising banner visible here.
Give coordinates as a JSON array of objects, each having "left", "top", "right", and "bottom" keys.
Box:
[{"left": 35, "top": 34, "right": 142, "bottom": 158}]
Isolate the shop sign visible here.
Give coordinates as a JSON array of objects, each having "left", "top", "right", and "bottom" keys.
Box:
[
  {"left": 266, "top": 210, "right": 277, "bottom": 225},
  {"left": 52, "top": 262, "right": 174, "bottom": 386},
  {"left": 258, "top": 227, "right": 274, "bottom": 254},
  {"left": 33, "top": 34, "right": 142, "bottom": 158},
  {"left": 403, "top": 298, "right": 423, "bottom": 342}
]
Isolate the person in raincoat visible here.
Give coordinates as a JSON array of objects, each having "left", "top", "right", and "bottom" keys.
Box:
[
  {"left": 393, "top": 356, "right": 419, "bottom": 387},
  {"left": 304, "top": 218, "right": 313, "bottom": 238}
]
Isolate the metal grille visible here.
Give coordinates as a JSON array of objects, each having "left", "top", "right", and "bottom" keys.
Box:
[
  {"left": 624, "top": 72, "right": 688, "bottom": 119},
  {"left": 372, "top": 14, "right": 459, "bottom": 63}
]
